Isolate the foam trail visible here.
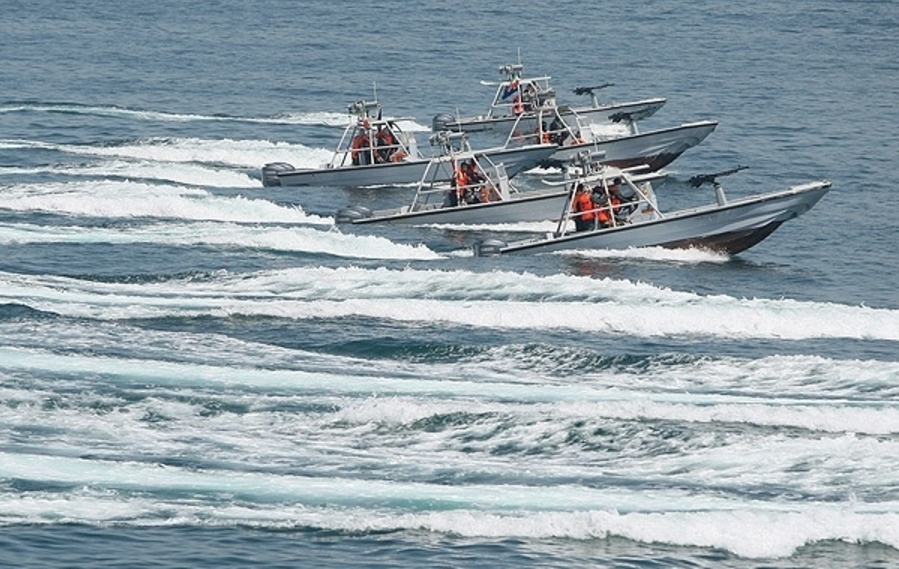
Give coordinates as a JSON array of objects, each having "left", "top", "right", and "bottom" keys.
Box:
[
  {"left": 67, "top": 137, "right": 333, "bottom": 169},
  {"left": 2, "top": 451, "right": 892, "bottom": 516},
  {"left": 1, "top": 160, "right": 257, "bottom": 188},
  {"left": 0, "top": 221, "right": 368, "bottom": 250},
  {"left": 0, "top": 267, "right": 895, "bottom": 339},
  {"left": 0, "top": 180, "right": 328, "bottom": 223},
  {"left": 5, "top": 342, "right": 899, "bottom": 433},
  {"left": 339, "top": 508, "right": 899, "bottom": 559},
  {"left": 555, "top": 246, "right": 729, "bottom": 263},
  {"left": 0, "top": 102, "right": 349, "bottom": 126},
  {"left": 1, "top": 453, "right": 898, "bottom": 559},
  {"left": 0, "top": 136, "right": 333, "bottom": 170},
  {"left": 0, "top": 223, "right": 436, "bottom": 259},
  {"left": 0, "top": 102, "right": 431, "bottom": 130},
  {"left": 4, "top": 314, "right": 897, "bottom": 399}
]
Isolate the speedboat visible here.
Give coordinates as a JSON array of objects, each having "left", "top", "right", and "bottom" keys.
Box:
[
  {"left": 501, "top": 88, "right": 717, "bottom": 172},
  {"left": 261, "top": 99, "right": 556, "bottom": 188},
  {"left": 436, "top": 62, "right": 667, "bottom": 133},
  {"left": 472, "top": 153, "right": 831, "bottom": 257},
  {"left": 334, "top": 131, "right": 570, "bottom": 226}
]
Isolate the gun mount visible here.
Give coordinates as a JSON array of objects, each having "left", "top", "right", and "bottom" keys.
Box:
[
  {"left": 687, "top": 165, "right": 749, "bottom": 188},
  {"left": 572, "top": 83, "right": 614, "bottom": 107}
]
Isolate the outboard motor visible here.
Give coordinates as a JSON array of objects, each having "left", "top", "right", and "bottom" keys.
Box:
[
  {"left": 261, "top": 162, "right": 294, "bottom": 187},
  {"left": 472, "top": 238, "right": 507, "bottom": 257},
  {"left": 431, "top": 113, "right": 456, "bottom": 132},
  {"left": 334, "top": 205, "right": 373, "bottom": 224}
]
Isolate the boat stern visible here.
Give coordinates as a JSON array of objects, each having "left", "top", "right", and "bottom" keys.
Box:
[{"left": 261, "top": 162, "right": 294, "bottom": 187}]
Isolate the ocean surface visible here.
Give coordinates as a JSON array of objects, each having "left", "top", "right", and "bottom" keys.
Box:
[{"left": 2, "top": 1, "right": 898, "bottom": 567}]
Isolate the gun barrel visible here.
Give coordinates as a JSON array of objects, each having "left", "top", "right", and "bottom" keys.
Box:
[
  {"left": 687, "top": 165, "right": 748, "bottom": 187},
  {"left": 573, "top": 83, "right": 614, "bottom": 95}
]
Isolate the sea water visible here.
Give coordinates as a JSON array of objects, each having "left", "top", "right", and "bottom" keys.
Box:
[{"left": 1, "top": 0, "right": 898, "bottom": 567}]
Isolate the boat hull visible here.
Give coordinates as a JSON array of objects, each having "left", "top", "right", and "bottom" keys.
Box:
[
  {"left": 547, "top": 120, "right": 718, "bottom": 172},
  {"left": 346, "top": 189, "right": 570, "bottom": 226},
  {"left": 274, "top": 159, "right": 428, "bottom": 187},
  {"left": 484, "top": 181, "right": 831, "bottom": 256},
  {"left": 449, "top": 98, "right": 667, "bottom": 133},
  {"left": 271, "top": 144, "right": 556, "bottom": 187}
]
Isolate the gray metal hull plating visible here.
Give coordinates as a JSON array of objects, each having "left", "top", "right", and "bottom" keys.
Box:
[
  {"left": 275, "top": 159, "right": 429, "bottom": 187},
  {"left": 496, "top": 182, "right": 831, "bottom": 256},
  {"left": 352, "top": 189, "right": 570, "bottom": 226},
  {"left": 274, "top": 144, "right": 556, "bottom": 187},
  {"left": 548, "top": 121, "right": 718, "bottom": 172}
]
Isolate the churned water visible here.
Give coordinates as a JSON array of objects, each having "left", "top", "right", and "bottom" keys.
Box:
[{"left": 1, "top": 0, "right": 898, "bottom": 567}]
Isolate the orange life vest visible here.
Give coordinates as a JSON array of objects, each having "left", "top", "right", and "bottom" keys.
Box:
[
  {"left": 350, "top": 132, "right": 369, "bottom": 163},
  {"left": 454, "top": 168, "right": 469, "bottom": 200},
  {"left": 597, "top": 207, "right": 612, "bottom": 224},
  {"left": 573, "top": 192, "right": 595, "bottom": 221},
  {"left": 595, "top": 193, "right": 620, "bottom": 225}
]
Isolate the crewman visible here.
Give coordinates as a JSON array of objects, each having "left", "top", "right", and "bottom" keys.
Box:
[
  {"left": 446, "top": 162, "right": 469, "bottom": 206},
  {"left": 592, "top": 182, "right": 621, "bottom": 228},
  {"left": 350, "top": 122, "right": 371, "bottom": 166},
  {"left": 572, "top": 184, "right": 595, "bottom": 231},
  {"left": 375, "top": 126, "right": 398, "bottom": 163}
]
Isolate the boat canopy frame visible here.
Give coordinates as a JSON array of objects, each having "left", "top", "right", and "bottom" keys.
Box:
[{"left": 328, "top": 99, "right": 419, "bottom": 169}]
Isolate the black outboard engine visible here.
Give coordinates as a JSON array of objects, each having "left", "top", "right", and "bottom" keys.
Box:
[
  {"left": 261, "top": 162, "right": 294, "bottom": 187},
  {"left": 472, "top": 238, "right": 508, "bottom": 257},
  {"left": 334, "top": 205, "right": 373, "bottom": 224},
  {"left": 431, "top": 113, "right": 456, "bottom": 132}
]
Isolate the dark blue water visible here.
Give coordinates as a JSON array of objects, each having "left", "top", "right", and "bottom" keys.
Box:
[{"left": 2, "top": 1, "right": 898, "bottom": 567}]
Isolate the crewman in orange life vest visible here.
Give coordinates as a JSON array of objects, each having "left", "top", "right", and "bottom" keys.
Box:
[
  {"left": 572, "top": 184, "right": 595, "bottom": 231},
  {"left": 351, "top": 120, "right": 372, "bottom": 166}
]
